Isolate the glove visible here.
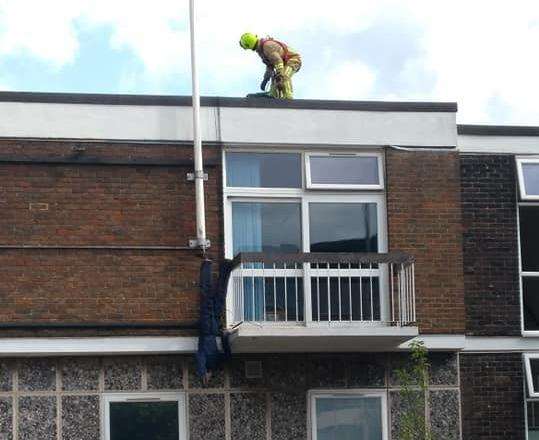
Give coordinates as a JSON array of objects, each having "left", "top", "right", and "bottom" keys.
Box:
[{"left": 274, "top": 72, "right": 286, "bottom": 91}]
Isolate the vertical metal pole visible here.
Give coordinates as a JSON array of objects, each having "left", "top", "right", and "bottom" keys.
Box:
[{"left": 189, "top": 0, "right": 207, "bottom": 250}]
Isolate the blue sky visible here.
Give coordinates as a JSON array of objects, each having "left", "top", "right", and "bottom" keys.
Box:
[{"left": 1, "top": 0, "right": 539, "bottom": 125}]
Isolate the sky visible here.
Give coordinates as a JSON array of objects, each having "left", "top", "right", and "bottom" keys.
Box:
[{"left": 1, "top": 0, "right": 539, "bottom": 125}]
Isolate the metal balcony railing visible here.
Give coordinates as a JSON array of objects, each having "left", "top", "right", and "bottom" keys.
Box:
[{"left": 227, "top": 251, "right": 416, "bottom": 328}]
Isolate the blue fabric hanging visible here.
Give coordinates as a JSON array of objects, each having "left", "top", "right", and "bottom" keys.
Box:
[{"left": 195, "top": 259, "right": 234, "bottom": 380}]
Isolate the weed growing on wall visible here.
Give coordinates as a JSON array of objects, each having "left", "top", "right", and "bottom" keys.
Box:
[{"left": 396, "top": 341, "right": 433, "bottom": 440}]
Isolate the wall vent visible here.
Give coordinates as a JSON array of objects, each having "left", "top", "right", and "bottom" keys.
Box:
[{"left": 244, "top": 360, "right": 263, "bottom": 379}]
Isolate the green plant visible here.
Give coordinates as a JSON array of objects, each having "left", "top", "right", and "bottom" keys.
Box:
[{"left": 395, "top": 340, "right": 433, "bottom": 440}]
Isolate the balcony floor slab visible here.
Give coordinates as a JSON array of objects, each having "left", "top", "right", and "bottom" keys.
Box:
[{"left": 229, "top": 324, "right": 419, "bottom": 353}]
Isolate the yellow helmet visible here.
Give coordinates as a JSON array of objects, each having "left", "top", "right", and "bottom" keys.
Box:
[{"left": 239, "top": 32, "right": 258, "bottom": 50}]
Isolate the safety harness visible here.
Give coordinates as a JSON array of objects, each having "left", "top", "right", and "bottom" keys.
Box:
[{"left": 257, "top": 37, "right": 292, "bottom": 66}]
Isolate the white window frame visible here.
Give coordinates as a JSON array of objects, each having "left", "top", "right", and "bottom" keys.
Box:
[
  {"left": 308, "top": 389, "right": 388, "bottom": 440},
  {"left": 223, "top": 148, "right": 388, "bottom": 326},
  {"left": 223, "top": 148, "right": 387, "bottom": 260},
  {"left": 101, "top": 392, "right": 187, "bottom": 440},
  {"left": 305, "top": 152, "right": 385, "bottom": 190},
  {"left": 517, "top": 158, "right": 539, "bottom": 334},
  {"left": 525, "top": 354, "right": 539, "bottom": 398},
  {"left": 517, "top": 157, "right": 539, "bottom": 201},
  {"left": 524, "top": 353, "right": 539, "bottom": 440},
  {"left": 223, "top": 150, "right": 304, "bottom": 192}
]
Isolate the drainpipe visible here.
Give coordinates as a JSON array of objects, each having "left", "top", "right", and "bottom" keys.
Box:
[{"left": 188, "top": 0, "right": 210, "bottom": 251}]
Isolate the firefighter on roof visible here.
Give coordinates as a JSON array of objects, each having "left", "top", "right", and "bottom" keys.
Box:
[{"left": 239, "top": 32, "right": 301, "bottom": 99}]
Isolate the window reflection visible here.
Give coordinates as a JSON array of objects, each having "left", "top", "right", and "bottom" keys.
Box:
[
  {"left": 110, "top": 402, "right": 179, "bottom": 440},
  {"left": 309, "top": 203, "right": 378, "bottom": 253},
  {"left": 524, "top": 277, "right": 539, "bottom": 330}
]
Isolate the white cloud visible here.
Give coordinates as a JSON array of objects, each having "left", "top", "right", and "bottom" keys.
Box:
[
  {"left": 406, "top": 0, "right": 539, "bottom": 123},
  {"left": 1, "top": 0, "right": 539, "bottom": 123},
  {"left": 317, "top": 60, "right": 376, "bottom": 100},
  {"left": 0, "top": 0, "right": 81, "bottom": 66}
]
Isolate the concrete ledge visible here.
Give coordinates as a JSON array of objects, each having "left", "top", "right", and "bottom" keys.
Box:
[
  {"left": 0, "top": 336, "right": 198, "bottom": 357},
  {"left": 229, "top": 324, "right": 419, "bottom": 353},
  {"left": 0, "top": 91, "right": 458, "bottom": 112}
]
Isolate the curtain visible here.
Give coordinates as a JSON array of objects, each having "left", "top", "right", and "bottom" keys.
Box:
[
  {"left": 227, "top": 154, "right": 261, "bottom": 187},
  {"left": 232, "top": 203, "right": 264, "bottom": 320}
]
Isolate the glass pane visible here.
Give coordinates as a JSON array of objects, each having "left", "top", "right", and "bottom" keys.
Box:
[
  {"left": 110, "top": 401, "right": 179, "bottom": 440},
  {"left": 310, "top": 155, "right": 379, "bottom": 185},
  {"left": 309, "top": 203, "right": 378, "bottom": 252},
  {"left": 226, "top": 152, "right": 301, "bottom": 188},
  {"left": 529, "top": 401, "right": 539, "bottom": 438},
  {"left": 232, "top": 202, "right": 301, "bottom": 254},
  {"left": 531, "top": 359, "right": 539, "bottom": 393},
  {"left": 524, "top": 277, "right": 539, "bottom": 330},
  {"left": 523, "top": 163, "right": 539, "bottom": 196},
  {"left": 315, "top": 396, "right": 383, "bottom": 440},
  {"left": 520, "top": 207, "right": 539, "bottom": 271}
]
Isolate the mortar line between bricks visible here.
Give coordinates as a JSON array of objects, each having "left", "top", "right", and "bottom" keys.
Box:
[
  {"left": 388, "top": 385, "right": 460, "bottom": 391},
  {"left": 0, "top": 391, "right": 101, "bottom": 397},
  {"left": 265, "top": 391, "right": 271, "bottom": 440},
  {"left": 141, "top": 359, "right": 148, "bottom": 391},
  {"left": 98, "top": 358, "right": 104, "bottom": 393},
  {"left": 56, "top": 360, "right": 61, "bottom": 440},
  {"left": 224, "top": 366, "right": 231, "bottom": 440},
  {"left": 457, "top": 352, "right": 463, "bottom": 440},
  {"left": 12, "top": 361, "right": 18, "bottom": 440},
  {"left": 224, "top": 391, "right": 231, "bottom": 440}
]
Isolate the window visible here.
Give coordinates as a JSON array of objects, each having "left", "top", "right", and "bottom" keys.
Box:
[
  {"left": 232, "top": 201, "right": 302, "bottom": 254},
  {"left": 517, "top": 158, "right": 539, "bottom": 200},
  {"left": 224, "top": 150, "right": 387, "bottom": 324},
  {"left": 306, "top": 153, "right": 383, "bottom": 189},
  {"left": 524, "top": 355, "right": 539, "bottom": 439},
  {"left": 309, "top": 203, "right": 378, "bottom": 253},
  {"left": 525, "top": 354, "right": 539, "bottom": 397},
  {"left": 310, "top": 390, "right": 387, "bottom": 440},
  {"left": 518, "top": 158, "right": 539, "bottom": 333},
  {"left": 226, "top": 152, "right": 302, "bottom": 188},
  {"left": 102, "top": 393, "right": 187, "bottom": 440}
]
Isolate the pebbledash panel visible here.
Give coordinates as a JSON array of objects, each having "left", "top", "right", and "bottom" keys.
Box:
[{"left": 0, "top": 353, "right": 461, "bottom": 440}]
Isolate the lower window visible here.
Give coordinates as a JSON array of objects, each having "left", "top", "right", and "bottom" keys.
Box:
[
  {"left": 310, "top": 390, "right": 387, "bottom": 440},
  {"left": 103, "top": 393, "right": 186, "bottom": 440}
]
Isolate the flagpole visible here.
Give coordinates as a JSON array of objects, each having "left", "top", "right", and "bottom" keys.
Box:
[{"left": 188, "top": 0, "right": 208, "bottom": 251}]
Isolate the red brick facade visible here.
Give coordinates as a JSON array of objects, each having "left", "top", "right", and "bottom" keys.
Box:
[
  {"left": 1, "top": 141, "right": 467, "bottom": 336},
  {"left": 0, "top": 140, "right": 222, "bottom": 330},
  {"left": 386, "top": 149, "right": 465, "bottom": 334}
]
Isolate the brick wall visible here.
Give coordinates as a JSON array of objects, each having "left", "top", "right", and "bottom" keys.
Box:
[
  {"left": 0, "top": 140, "right": 222, "bottom": 329},
  {"left": 460, "top": 353, "right": 525, "bottom": 439},
  {"left": 3, "top": 142, "right": 469, "bottom": 335},
  {"left": 386, "top": 149, "right": 465, "bottom": 334},
  {"left": 460, "top": 155, "right": 520, "bottom": 336}
]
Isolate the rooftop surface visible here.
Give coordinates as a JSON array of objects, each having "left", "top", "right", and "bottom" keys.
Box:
[{"left": 0, "top": 91, "right": 457, "bottom": 112}]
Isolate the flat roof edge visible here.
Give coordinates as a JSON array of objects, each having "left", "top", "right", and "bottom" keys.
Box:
[
  {"left": 0, "top": 91, "right": 458, "bottom": 112},
  {"left": 458, "top": 124, "right": 539, "bottom": 136}
]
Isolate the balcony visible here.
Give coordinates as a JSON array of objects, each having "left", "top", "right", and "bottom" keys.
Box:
[{"left": 226, "top": 251, "right": 418, "bottom": 352}]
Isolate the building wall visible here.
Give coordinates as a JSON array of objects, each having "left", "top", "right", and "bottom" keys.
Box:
[
  {"left": 386, "top": 149, "right": 465, "bottom": 334},
  {"left": 0, "top": 140, "right": 221, "bottom": 329},
  {"left": 460, "top": 154, "right": 520, "bottom": 336},
  {"left": 460, "top": 353, "right": 525, "bottom": 440},
  {"left": 0, "top": 352, "right": 460, "bottom": 440},
  {"left": 2, "top": 141, "right": 468, "bottom": 337}
]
